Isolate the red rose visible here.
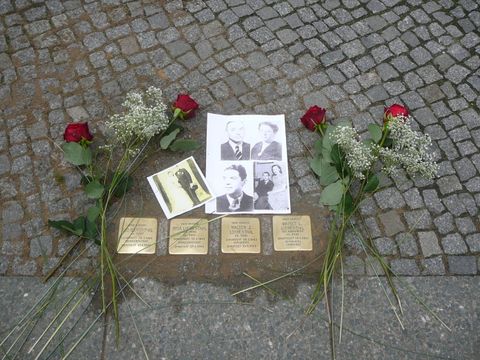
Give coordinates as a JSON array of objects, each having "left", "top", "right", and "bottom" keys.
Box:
[
  {"left": 173, "top": 94, "right": 199, "bottom": 119},
  {"left": 384, "top": 104, "right": 409, "bottom": 124},
  {"left": 63, "top": 122, "right": 93, "bottom": 143},
  {"left": 301, "top": 105, "right": 327, "bottom": 131}
]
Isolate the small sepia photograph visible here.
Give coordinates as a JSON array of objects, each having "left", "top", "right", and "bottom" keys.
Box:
[
  {"left": 147, "top": 157, "right": 213, "bottom": 219},
  {"left": 253, "top": 162, "right": 290, "bottom": 212},
  {"left": 214, "top": 162, "right": 254, "bottom": 213}
]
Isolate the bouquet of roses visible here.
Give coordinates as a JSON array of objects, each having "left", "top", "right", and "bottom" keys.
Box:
[
  {"left": 1, "top": 88, "right": 200, "bottom": 360},
  {"left": 301, "top": 104, "right": 439, "bottom": 315}
]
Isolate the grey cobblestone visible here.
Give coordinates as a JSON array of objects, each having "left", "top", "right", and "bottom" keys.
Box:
[
  {"left": 378, "top": 210, "right": 405, "bottom": 237},
  {"left": 455, "top": 217, "right": 477, "bottom": 235},
  {"left": 373, "top": 237, "right": 397, "bottom": 256},
  {"left": 418, "top": 231, "right": 442, "bottom": 257},
  {"left": 404, "top": 209, "right": 433, "bottom": 230},
  {"left": 396, "top": 232, "right": 418, "bottom": 257},
  {"left": 448, "top": 256, "right": 477, "bottom": 274},
  {"left": 437, "top": 175, "right": 463, "bottom": 195},
  {"left": 373, "top": 188, "right": 405, "bottom": 209},
  {"left": 0, "top": 0, "right": 477, "bottom": 277},
  {"left": 465, "top": 234, "right": 480, "bottom": 253},
  {"left": 391, "top": 259, "right": 420, "bottom": 275},
  {"left": 421, "top": 256, "right": 445, "bottom": 275},
  {"left": 442, "top": 233, "right": 468, "bottom": 255},
  {"left": 344, "top": 255, "right": 365, "bottom": 275},
  {"left": 443, "top": 194, "right": 467, "bottom": 216}
]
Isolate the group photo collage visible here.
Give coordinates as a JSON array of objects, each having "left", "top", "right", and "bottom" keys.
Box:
[{"left": 205, "top": 114, "right": 291, "bottom": 214}]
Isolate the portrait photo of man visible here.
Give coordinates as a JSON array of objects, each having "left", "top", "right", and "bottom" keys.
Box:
[
  {"left": 220, "top": 120, "right": 251, "bottom": 160},
  {"left": 251, "top": 121, "right": 282, "bottom": 161},
  {"left": 216, "top": 164, "right": 253, "bottom": 212}
]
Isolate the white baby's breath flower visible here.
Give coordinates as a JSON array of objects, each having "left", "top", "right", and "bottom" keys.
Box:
[
  {"left": 331, "top": 125, "right": 376, "bottom": 180},
  {"left": 380, "top": 117, "right": 439, "bottom": 179},
  {"left": 106, "top": 86, "right": 169, "bottom": 145}
]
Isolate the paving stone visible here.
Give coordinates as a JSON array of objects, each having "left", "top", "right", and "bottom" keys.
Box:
[
  {"left": 30, "top": 235, "right": 53, "bottom": 257},
  {"left": 344, "top": 255, "right": 365, "bottom": 275},
  {"left": 298, "top": 175, "right": 320, "bottom": 192},
  {"left": 418, "top": 231, "right": 442, "bottom": 257},
  {"left": 339, "top": 39, "right": 364, "bottom": 59},
  {"left": 445, "top": 65, "right": 471, "bottom": 84},
  {"left": 437, "top": 138, "right": 459, "bottom": 160},
  {"left": 390, "top": 259, "right": 420, "bottom": 275},
  {"left": 395, "top": 232, "right": 419, "bottom": 257},
  {"left": 12, "top": 258, "right": 37, "bottom": 275},
  {"left": 304, "top": 38, "right": 328, "bottom": 56},
  {"left": 66, "top": 106, "right": 89, "bottom": 121},
  {"left": 453, "top": 158, "right": 477, "bottom": 182},
  {"left": 118, "top": 36, "right": 140, "bottom": 55},
  {"left": 443, "top": 194, "right": 467, "bottom": 216},
  {"left": 437, "top": 175, "right": 463, "bottom": 195},
  {"left": 374, "top": 188, "right": 405, "bottom": 209},
  {"left": 378, "top": 210, "right": 405, "bottom": 237},
  {"left": 404, "top": 209, "right": 433, "bottom": 231},
  {"left": 421, "top": 256, "right": 446, "bottom": 275},
  {"left": 402, "top": 188, "right": 424, "bottom": 210},
  {"left": 465, "top": 234, "right": 480, "bottom": 253},
  {"left": 373, "top": 237, "right": 397, "bottom": 256},
  {"left": 448, "top": 256, "right": 477, "bottom": 274},
  {"left": 364, "top": 255, "right": 387, "bottom": 276},
  {"left": 83, "top": 32, "right": 107, "bottom": 51},
  {"left": 455, "top": 217, "right": 477, "bottom": 235},
  {"left": 457, "top": 141, "right": 477, "bottom": 157},
  {"left": 442, "top": 233, "right": 468, "bottom": 255}
]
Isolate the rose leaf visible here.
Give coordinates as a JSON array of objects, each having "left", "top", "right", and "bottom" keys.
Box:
[
  {"left": 85, "top": 180, "right": 104, "bottom": 199},
  {"left": 320, "top": 180, "right": 345, "bottom": 206},
  {"left": 87, "top": 206, "right": 101, "bottom": 222},
  {"left": 368, "top": 123, "right": 383, "bottom": 143},
  {"left": 319, "top": 161, "right": 339, "bottom": 186},
  {"left": 364, "top": 174, "right": 379, "bottom": 192},
  {"left": 160, "top": 128, "right": 181, "bottom": 150},
  {"left": 62, "top": 142, "right": 92, "bottom": 166},
  {"left": 169, "top": 139, "right": 201, "bottom": 152}
]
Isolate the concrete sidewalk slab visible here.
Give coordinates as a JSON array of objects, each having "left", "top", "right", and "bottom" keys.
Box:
[{"left": 3, "top": 275, "right": 475, "bottom": 359}]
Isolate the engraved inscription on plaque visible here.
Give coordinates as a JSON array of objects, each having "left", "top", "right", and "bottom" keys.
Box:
[
  {"left": 117, "top": 217, "right": 157, "bottom": 254},
  {"left": 273, "top": 215, "right": 312, "bottom": 251},
  {"left": 169, "top": 218, "right": 209, "bottom": 255},
  {"left": 221, "top": 217, "right": 261, "bottom": 253}
]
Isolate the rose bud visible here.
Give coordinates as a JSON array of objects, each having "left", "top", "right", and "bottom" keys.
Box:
[
  {"left": 301, "top": 105, "right": 327, "bottom": 132},
  {"left": 63, "top": 122, "right": 93, "bottom": 143},
  {"left": 384, "top": 104, "right": 409, "bottom": 124},
  {"left": 173, "top": 94, "right": 199, "bottom": 119}
]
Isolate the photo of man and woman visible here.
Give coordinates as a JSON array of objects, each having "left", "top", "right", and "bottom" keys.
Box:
[
  {"left": 148, "top": 157, "right": 214, "bottom": 219},
  {"left": 206, "top": 114, "right": 290, "bottom": 214},
  {"left": 254, "top": 162, "right": 289, "bottom": 211}
]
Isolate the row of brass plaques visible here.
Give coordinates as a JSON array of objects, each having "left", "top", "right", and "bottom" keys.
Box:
[{"left": 117, "top": 216, "right": 312, "bottom": 255}]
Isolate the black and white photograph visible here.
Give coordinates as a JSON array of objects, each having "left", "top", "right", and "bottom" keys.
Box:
[
  {"left": 147, "top": 157, "right": 214, "bottom": 219},
  {"left": 220, "top": 120, "right": 251, "bottom": 160},
  {"left": 215, "top": 163, "right": 254, "bottom": 213},
  {"left": 205, "top": 114, "right": 290, "bottom": 214},
  {"left": 251, "top": 121, "right": 282, "bottom": 161},
  {"left": 253, "top": 162, "right": 290, "bottom": 211}
]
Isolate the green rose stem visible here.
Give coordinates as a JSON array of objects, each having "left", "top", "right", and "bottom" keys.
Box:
[{"left": 308, "top": 125, "right": 396, "bottom": 314}]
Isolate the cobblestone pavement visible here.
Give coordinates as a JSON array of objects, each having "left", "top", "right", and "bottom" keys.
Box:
[{"left": 0, "top": 0, "right": 479, "bottom": 278}]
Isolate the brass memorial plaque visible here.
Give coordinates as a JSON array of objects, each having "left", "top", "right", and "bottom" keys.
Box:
[
  {"left": 273, "top": 215, "right": 312, "bottom": 251},
  {"left": 221, "top": 217, "right": 261, "bottom": 253},
  {"left": 169, "top": 218, "right": 209, "bottom": 255},
  {"left": 117, "top": 217, "right": 157, "bottom": 254}
]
